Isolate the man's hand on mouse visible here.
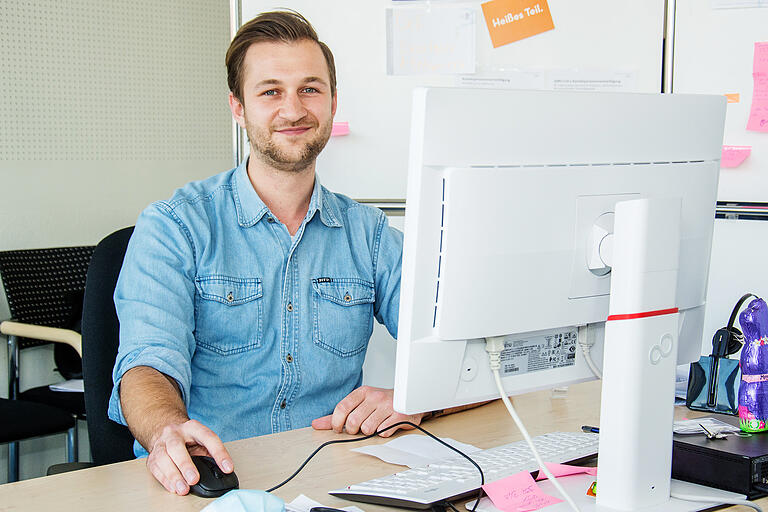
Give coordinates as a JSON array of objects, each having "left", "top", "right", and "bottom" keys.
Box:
[
  {"left": 146, "top": 419, "right": 234, "bottom": 495},
  {"left": 311, "top": 386, "right": 427, "bottom": 437}
]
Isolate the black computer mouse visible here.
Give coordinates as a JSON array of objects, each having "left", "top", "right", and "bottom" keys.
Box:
[{"left": 189, "top": 455, "right": 239, "bottom": 498}]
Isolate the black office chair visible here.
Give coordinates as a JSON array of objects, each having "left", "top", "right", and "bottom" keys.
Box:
[
  {"left": 81, "top": 226, "right": 136, "bottom": 464},
  {"left": 0, "top": 247, "right": 93, "bottom": 481},
  {"left": 0, "top": 397, "right": 77, "bottom": 481},
  {"left": 46, "top": 227, "right": 137, "bottom": 476}
]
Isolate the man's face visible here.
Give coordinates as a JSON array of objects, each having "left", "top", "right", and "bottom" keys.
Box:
[{"left": 230, "top": 40, "right": 337, "bottom": 173}]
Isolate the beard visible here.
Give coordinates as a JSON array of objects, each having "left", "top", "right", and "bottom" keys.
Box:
[{"left": 245, "top": 113, "right": 333, "bottom": 173}]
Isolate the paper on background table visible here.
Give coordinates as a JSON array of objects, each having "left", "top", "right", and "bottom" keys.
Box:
[
  {"left": 673, "top": 417, "right": 741, "bottom": 435},
  {"left": 722, "top": 145, "right": 752, "bottom": 167},
  {"left": 386, "top": 5, "right": 476, "bottom": 75},
  {"left": 534, "top": 462, "right": 597, "bottom": 481},
  {"left": 482, "top": 471, "right": 562, "bottom": 512},
  {"left": 351, "top": 434, "right": 481, "bottom": 468},
  {"left": 285, "top": 494, "right": 364, "bottom": 512},
  {"left": 49, "top": 378, "right": 84, "bottom": 392}
]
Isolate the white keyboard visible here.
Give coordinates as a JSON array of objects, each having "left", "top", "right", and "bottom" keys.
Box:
[{"left": 329, "top": 431, "right": 599, "bottom": 509}]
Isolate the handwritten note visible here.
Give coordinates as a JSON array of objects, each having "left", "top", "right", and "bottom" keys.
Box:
[
  {"left": 721, "top": 145, "right": 752, "bottom": 167},
  {"left": 482, "top": 471, "right": 562, "bottom": 512},
  {"left": 747, "top": 42, "right": 768, "bottom": 132},
  {"left": 534, "top": 462, "right": 598, "bottom": 481},
  {"left": 481, "top": 0, "right": 554, "bottom": 48},
  {"left": 753, "top": 41, "right": 768, "bottom": 71}
]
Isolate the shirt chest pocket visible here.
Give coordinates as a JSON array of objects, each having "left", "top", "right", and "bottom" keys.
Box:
[
  {"left": 311, "top": 278, "right": 375, "bottom": 358},
  {"left": 194, "top": 276, "right": 263, "bottom": 355}
]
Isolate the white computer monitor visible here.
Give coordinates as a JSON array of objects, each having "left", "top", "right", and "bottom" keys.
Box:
[
  {"left": 393, "top": 87, "right": 724, "bottom": 414},
  {"left": 392, "top": 87, "right": 727, "bottom": 511}
]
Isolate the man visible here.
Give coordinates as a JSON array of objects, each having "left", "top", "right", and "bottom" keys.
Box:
[{"left": 108, "top": 10, "right": 427, "bottom": 496}]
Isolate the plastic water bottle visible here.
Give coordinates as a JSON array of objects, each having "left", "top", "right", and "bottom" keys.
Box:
[{"left": 738, "top": 297, "right": 768, "bottom": 432}]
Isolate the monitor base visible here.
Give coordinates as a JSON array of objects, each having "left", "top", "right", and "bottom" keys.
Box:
[{"left": 467, "top": 474, "right": 749, "bottom": 512}]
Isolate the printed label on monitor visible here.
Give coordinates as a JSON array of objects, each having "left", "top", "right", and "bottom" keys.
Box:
[{"left": 500, "top": 328, "right": 578, "bottom": 376}]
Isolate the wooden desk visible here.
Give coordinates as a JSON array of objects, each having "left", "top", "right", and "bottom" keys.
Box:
[{"left": 0, "top": 380, "right": 763, "bottom": 511}]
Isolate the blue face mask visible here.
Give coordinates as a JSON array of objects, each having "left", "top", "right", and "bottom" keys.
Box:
[{"left": 202, "top": 490, "right": 285, "bottom": 512}]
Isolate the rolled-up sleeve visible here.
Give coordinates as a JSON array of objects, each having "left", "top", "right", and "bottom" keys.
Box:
[
  {"left": 372, "top": 211, "right": 403, "bottom": 340},
  {"left": 107, "top": 202, "right": 198, "bottom": 426}
]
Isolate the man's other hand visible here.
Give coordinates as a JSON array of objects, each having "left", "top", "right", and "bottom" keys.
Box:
[
  {"left": 311, "top": 386, "right": 426, "bottom": 437},
  {"left": 146, "top": 419, "right": 234, "bottom": 495}
]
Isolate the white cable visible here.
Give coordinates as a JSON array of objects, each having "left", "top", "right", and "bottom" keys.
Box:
[
  {"left": 485, "top": 336, "right": 581, "bottom": 512},
  {"left": 670, "top": 492, "right": 763, "bottom": 512},
  {"left": 577, "top": 326, "right": 602, "bottom": 379},
  {"left": 579, "top": 341, "right": 602, "bottom": 379}
]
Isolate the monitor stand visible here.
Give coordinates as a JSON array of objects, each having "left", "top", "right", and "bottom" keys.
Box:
[
  {"left": 529, "top": 475, "right": 747, "bottom": 512},
  {"left": 591, "top": 198, "right": 745, "bottom": 511}
]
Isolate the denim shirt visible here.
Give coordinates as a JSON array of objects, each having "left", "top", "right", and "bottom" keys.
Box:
[{"left": 107, "top": 160, "right": 403, "bottom": 456}]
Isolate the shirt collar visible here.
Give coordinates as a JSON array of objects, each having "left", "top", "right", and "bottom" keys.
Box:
[{"left": 232, "top": 158, "right": 343, "bottom": 229}]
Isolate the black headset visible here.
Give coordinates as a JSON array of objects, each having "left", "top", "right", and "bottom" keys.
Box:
[{"left": 711, "top": 293, "right": 760, "bottom": 357}]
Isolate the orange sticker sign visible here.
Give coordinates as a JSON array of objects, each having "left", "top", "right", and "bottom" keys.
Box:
[
  {"left": 481, "top": 0, "right": 554, "bottom": 48},
  {"left": 725, "top": 93, "right": 740, "bottom": 103}
]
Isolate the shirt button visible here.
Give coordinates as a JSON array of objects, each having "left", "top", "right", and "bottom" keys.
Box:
[
  {"left": 286, "top": 353, "right": 293, "bottom": 363},
  {"left": 287, "top": 302, "right": 293, "bottom": 312},
  {"left": 267, "top": 217, "right": 275, "bottom": 223},
  {"left": 226, "top": 292, "right": 234, "bottom": 302},
  {"left": 280, "top": 399, "right": 286, "bottom": 409}
]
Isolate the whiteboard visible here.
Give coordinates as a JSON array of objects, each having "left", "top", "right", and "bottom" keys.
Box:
[
  {"left": 701, "top": 218, "right": 768, "bottom": 356},
  {"left": 242, "top": 0, "right": 665, "bottom": 200},
  {"left": 673, "top": 2, "right": 768, "bottom": 202}
]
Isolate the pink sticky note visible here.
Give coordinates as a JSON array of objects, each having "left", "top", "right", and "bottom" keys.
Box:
[
  {"left": 754, "top": 42, "right": 768, "bottom": 73},
  {"left": 331, "top": 121, "right": 350, "bottom": 137},
  {"left": 748, "top": 43, "right": 768, "bottom": 132},
  {"left": 482, "top": 471, "right": 563, "bottom": 512},
  {"left": 747, "top": 73, "right": 768, "bottom": 132},
  {"left": 721, "top": 145, "right": 752, "bottom": 168},
  {"left": 534, "top": 462, "right": 598, "bottom": 481}
]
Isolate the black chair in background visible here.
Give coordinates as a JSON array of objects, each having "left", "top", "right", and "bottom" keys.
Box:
[
  {"left": 0, "top": 247, "right": 93, "bottom": 481},
  {"left": 81, "top": 226, "right": 136, "bottom": 465},
  {"left": 0, "top": 397, "right": 77, "bottom": 481}
]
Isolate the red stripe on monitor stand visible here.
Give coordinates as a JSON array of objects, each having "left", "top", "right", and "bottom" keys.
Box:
[{"left": 606, "top": 307, "right": 679, "bottom": 322}]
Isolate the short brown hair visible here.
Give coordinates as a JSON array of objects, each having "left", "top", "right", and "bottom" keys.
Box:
[{"left": 226, "top": 10, "right": 337, "bottom": 103}]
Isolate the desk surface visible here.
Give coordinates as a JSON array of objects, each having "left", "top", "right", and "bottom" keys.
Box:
[{"left": 0, "top": 380, "right": 763, "bottom": 512}]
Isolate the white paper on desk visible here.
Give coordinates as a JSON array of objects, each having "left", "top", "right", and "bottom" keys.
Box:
[
  {"left": 351, "top": 434, "right": 481, "bottom": 468},
  {"left": 48, "top": 378, "right": 83, "bottom": 392},
  {"left": 464, "top": 496, "right": 501, "bottom": 512},
  {"left": 673, "top": 417, "right": 741, "bottom": 435},
  {"left": 286, "top": 494, "right": 364, "bottom": 512}
]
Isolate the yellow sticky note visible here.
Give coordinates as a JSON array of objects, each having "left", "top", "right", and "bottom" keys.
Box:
[
  {"left": 725, "top": 93, "right": 740, "bottom": 103},
  {"left": 481, "top": 0, "right": 554, "bottom": 48}
]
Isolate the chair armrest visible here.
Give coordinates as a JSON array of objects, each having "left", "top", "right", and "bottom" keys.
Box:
[{"left": 0, "top": 320, "right": 82, "bottom": 358}]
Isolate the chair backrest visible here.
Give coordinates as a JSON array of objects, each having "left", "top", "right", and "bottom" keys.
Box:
[
  {"left": 0, "top": 246, "right": 94, "bottom": 333},
  {"left": 81, "top": 227, "right": 136, "bottom": 465},
  {"left": 0, "top": 246, "right": 94, "bottom": 380}
]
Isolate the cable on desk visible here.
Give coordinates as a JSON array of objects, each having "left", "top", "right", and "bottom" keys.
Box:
[
  {"left": 670, "top": 492, "right": 763, "bottom": 512},
  {"left": 266, "top": 420, "right": 485, "bottom": 512}
]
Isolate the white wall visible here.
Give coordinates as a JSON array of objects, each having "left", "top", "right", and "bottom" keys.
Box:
[
  {"left": 701, "top": 218, "right": 768, "bottom": 357},
  {"left": 1, "top": 0, "right": 232, "bottom": 482}
]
